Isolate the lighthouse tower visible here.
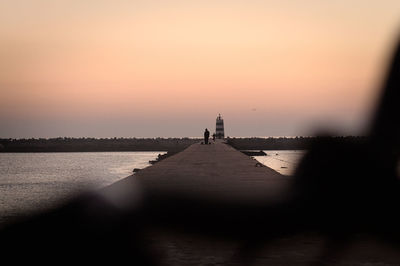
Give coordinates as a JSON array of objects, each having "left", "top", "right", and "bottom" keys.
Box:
[{"left": 215, "top": 114, "right": 225, "bottom": 139}]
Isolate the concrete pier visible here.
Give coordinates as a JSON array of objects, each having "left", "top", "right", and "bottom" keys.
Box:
[
  {"left": 133, "top": 141, "right": 290, "bottom": 203},
  {"left": 119, "top": 141, "right": 292, "bottom": 265}
]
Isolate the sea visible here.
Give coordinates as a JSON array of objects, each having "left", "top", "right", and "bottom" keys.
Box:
[
  {"left": 0, "top": 150, "right": 304, "bottom": 224},
  {"left": 0, "top": 151, "right": 165, "bottom": 224}
]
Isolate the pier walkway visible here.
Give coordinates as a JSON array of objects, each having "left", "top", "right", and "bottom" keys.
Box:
[
  {"left": 118, "top": 141, "right": 293, "bottom": 265},
  {"left": 133, "top": 141, "right": 290, "bottom": 203}
]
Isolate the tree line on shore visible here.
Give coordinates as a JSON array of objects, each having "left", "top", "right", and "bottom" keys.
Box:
[
  {"left": 0, "top": 137, "right": 200, "bottom": 152},
  {"left": 0, "top": 136, "right": 365, "bottom": 152},
  {"left": 227, "top": 136, "right": 366, "bottom": 150}
]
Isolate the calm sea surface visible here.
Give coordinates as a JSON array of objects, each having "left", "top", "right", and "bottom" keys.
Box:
[
  {"left": 253, "top": 150, "right": 305, "bottom": 176},
  {"left": 0, "top": 152, "right": 164, "bottom": 223}
]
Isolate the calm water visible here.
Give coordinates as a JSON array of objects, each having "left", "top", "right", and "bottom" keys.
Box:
[
  {"left": 0, "top": 152, "right": 164, "bottom": 222},
  {"left": 253, "top": 150, "right": 305, "bottom": 176}
]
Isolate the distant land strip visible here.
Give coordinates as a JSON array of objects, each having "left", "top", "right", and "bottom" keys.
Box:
[{"left": 0, "top": 136, "right": 366, "bottom": 153}]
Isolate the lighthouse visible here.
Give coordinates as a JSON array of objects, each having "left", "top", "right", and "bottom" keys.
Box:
[{"left": 215, "top": 114, "right": 225, "bottom": 139}]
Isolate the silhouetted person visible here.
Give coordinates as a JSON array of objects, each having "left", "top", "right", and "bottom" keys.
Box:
[
  {"left": 204, "top": 128, "right": 210, "bottom": 144},
  {"left": 212, "top": 133, "right": 216, "bottom": 141}
]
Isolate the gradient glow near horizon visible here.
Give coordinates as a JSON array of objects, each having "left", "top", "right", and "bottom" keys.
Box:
[{"left": 1, "top": 1, "right": 399, "bottom": 138}]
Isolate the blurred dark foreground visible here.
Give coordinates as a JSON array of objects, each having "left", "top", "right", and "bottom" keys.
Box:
[{"left": 0, "top": 39, "right": 399, "bottom": 265}]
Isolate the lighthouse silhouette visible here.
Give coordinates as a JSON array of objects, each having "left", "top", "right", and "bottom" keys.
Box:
[{"left": 215, "top": 114, "right": 225, "bottom": 139}]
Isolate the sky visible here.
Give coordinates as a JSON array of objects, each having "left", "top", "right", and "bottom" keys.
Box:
[{"left": 1, "top": 0, "right": 400, "bottom": 138}]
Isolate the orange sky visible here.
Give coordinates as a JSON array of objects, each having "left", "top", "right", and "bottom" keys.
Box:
[{"left": 1, "top": 1, "right": 399, "bottom": 137}]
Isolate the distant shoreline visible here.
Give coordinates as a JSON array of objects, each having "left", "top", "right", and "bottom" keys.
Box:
[
  {"left": 226, "top": 136, "right": 366, "bottom": 150},
  {"left": 0, "top": 138, "right": 200, "bottom": 153},
  {"left": 0, "top": 136, "right": 365, "bottom": 153}
]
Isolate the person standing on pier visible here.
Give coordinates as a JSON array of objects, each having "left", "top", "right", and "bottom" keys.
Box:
[{"left": 204, "top": 128, "right": 210, "bottom": 144}]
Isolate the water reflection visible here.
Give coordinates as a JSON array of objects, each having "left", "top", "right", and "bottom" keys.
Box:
[
  {"left": 253, "top": 150, "right": 305, "bottom": 175},
  {"left": 0, "top": 152, "right": 165, "bottom": 222}
]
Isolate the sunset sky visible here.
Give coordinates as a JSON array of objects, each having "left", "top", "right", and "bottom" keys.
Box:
[{"left": 1, "top": 0, "right": 400, "bottom": 137}]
